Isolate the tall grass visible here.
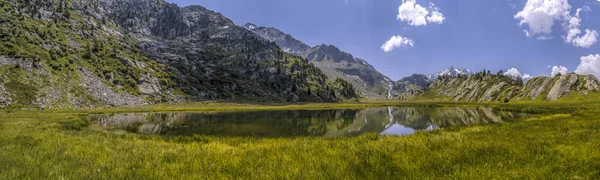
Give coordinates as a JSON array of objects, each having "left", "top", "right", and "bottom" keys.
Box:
[{"left": 1, "top": 102, "right": 600, "bottom": 179}]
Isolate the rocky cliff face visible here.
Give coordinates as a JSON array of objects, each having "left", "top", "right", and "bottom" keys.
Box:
[
  {"left": 419, "top": 73, "right": 600, "bottom": 102},
  {"left": 0, "top": 0, "right": 358, "bottom": 109},
  {"left": 303, "top": 45, "right": 392, "bottom": 98},
  {"left": 243, "top": 23, "right": 311, "bottom": 56},
  {"left": 517, "top": 74, "right": 599, "bottom": 101}
]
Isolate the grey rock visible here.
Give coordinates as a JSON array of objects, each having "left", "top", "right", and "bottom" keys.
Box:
[
  {"left": 138, "top": 75, "right": 162, "bottom": 95},
  {"left": 547, "top": 74, "right": 578, "bottom": 100},
  {"left": 422, "top": 74, "right": 599, "bottom": 102},
  {"left": 287, "top": 93, "right": 300, "bottom": 103},
  {"left": 78, "top": 68, "right": 146, "bottom": 107},
  {"left": 480, "top": 82, "right": 508, "bottom": 102}
]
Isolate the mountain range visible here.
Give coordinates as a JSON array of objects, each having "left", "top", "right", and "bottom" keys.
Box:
[
  {"left": 0, "top": 0, "right": 598, "bottom": 109},
  {"left": 426, "top": 66, "right": 473, "bottom": 80}
]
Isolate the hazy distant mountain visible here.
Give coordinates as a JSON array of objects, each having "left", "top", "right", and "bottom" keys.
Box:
[
  {"left": 304, "top": 45, "right": 393, "bottom": 98},
  {"left": 390, "top": 74, "right": 431, "bottom": 99},
  {"left": 244, "top": 23, "right": 392, "bottom": 98},
  {"left": 243, "top": 23, "right": 311, "bottom": 55}
]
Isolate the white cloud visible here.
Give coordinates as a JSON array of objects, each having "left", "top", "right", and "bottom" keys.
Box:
[
  {"left": 575, "top": 54, "right": 600, "bottom": 78},
  {"left": 381, "top": 35, "right": 415, "bottom": 52},
  {"left": 571, "top": 29, "right": 598, "bottom": 48},
  {"left": 564, "top": 8, "right": 598, "bottom": 48},
  {"left": 515, "top": 0, "right": 598, "bottom": 48},
  {"left": 504, "top": 68, "right": 522, "bottom": 77},
  {"left": 514, "top": 0, "right": 571, "bottom": 35},
  {"left": 397, "top": 0, "right": 445, "bottom": 26},
  {"left": 565, "top": 8, "right": 582, "bottom": 43},
  {"left": 427, "top": 11, "right": 445, "bottom": 24},
  {"left": 426, "top": 2, "right": 445, "bottom": 24},
  {"left": 504, "top": 68, "right": 532, "bottom": 80},
  {"left": 551, "top": 65, "right": 568, "bottom": 76}
]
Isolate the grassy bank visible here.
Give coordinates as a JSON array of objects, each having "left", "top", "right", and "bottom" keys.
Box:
[
  {"left": 1, "top": 102, "right": 600, "bottom": 179},
  {"left": 50, "top": 100, "right": 583, "bottom": 114}
]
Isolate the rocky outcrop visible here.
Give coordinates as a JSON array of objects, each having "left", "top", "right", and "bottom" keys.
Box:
[
  {"left": 417, "top": 74, "right": 600, "bottom": 102},
  {"left": 0, "top": 84, "right": 11, "bottom": 108},
  {"left": 77, "top": 68, "right": 146, "bottom": 107},
  {"left": 546, "top": 75, "right": 578, "bottom": 100}
]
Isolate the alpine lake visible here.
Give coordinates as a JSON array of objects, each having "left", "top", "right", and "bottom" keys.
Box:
[{"left": 89, "top": 106, "right": 531, "bottom": 138}]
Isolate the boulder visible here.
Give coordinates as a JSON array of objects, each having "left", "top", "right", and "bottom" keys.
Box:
[{"left": 287, "top": 93, "right": 300, "bottom": 103}]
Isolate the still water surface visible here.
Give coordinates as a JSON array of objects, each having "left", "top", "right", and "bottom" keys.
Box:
[{"left": 90, "top": 107, "right": 529, "bottom": 137}]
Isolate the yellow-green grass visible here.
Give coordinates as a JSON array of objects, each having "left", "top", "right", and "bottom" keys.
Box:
[{"left": 1, "top": 101, "right": 600, "bottom": 179}]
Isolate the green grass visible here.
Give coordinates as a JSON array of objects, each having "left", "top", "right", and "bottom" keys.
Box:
[{"left": 1, "top": 102, "right": 600, "bottom": 179}]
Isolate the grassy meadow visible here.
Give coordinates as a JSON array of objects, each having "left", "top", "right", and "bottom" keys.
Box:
[{"left": 1, "top": 100, "right": 600, "bottom": 179}]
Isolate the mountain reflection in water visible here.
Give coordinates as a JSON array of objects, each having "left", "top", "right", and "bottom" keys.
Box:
[{"left": 90, "top": 107, "right": 529, "bottom": 137}]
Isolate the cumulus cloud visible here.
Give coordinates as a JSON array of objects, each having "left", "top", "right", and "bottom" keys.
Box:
[
  {"left": 514, "top": 0, "right": 598, "bottom": 48},
  {"left": 397, "top": 0, "right": 445, "bottom": 26},
  {"left": 551, "top": 65, "right": 568, "bottom": 76},
  {"left": 426, "top": 2, "right": 445, "bottom": 24},
  {"left": 381, "top": 35, "right": 415, "bottom": 52},
  {"left": 514, "top": 0, "right": 571, "bottom": 35},
  {"left": 504, "top": 68, "right": 532, "bottom": 80},
  {"left": 565, "top": 8, "right": 598, "bottom": 48},
  {"left": 571, "top": 29, "right": 598, "bottom": 48},
  {"left": 575, "top": 54, "right": 600, "bottom": 78}
]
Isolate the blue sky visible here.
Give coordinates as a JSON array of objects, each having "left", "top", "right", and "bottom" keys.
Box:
[{"left": 168, "top": 0, "right": 600, "bottom": 80}]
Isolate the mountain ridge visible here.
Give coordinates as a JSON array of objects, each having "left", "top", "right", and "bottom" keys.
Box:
[
  {"left": 243, "top": 23, "right": 311, "bottom": 56},
  {"left": 303, "top": 44, "right": 393, "bottom": 98},
  {"left": 404, "top": 73, "right": 600, "bottom": 102},
  {"left": 243, "top": 23, "right": 393, "bottom": 98}
]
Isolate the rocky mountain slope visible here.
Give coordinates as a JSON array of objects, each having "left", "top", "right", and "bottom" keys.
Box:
[
  {"left": 303, "top": 45, "right": 393, "bottom": 98},
  {"left": 243, "top": 23, "right": 311, "bottom": 56},
  {"left": 0, "top": 0, "right": 358, "bottom": 109},
  {"left": 243, "top": 23, "right": 392, "bottom": 98},
  {"left": 415, "top": 73, "right": 600, "bottom": 102}
]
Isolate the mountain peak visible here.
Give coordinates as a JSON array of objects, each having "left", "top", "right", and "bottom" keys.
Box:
[
  {"left": 427, "top": 66, "right": 472, "bottom": 80},
  {"left": 243, "top": 23, "right": 258, "bottom": 30}
]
